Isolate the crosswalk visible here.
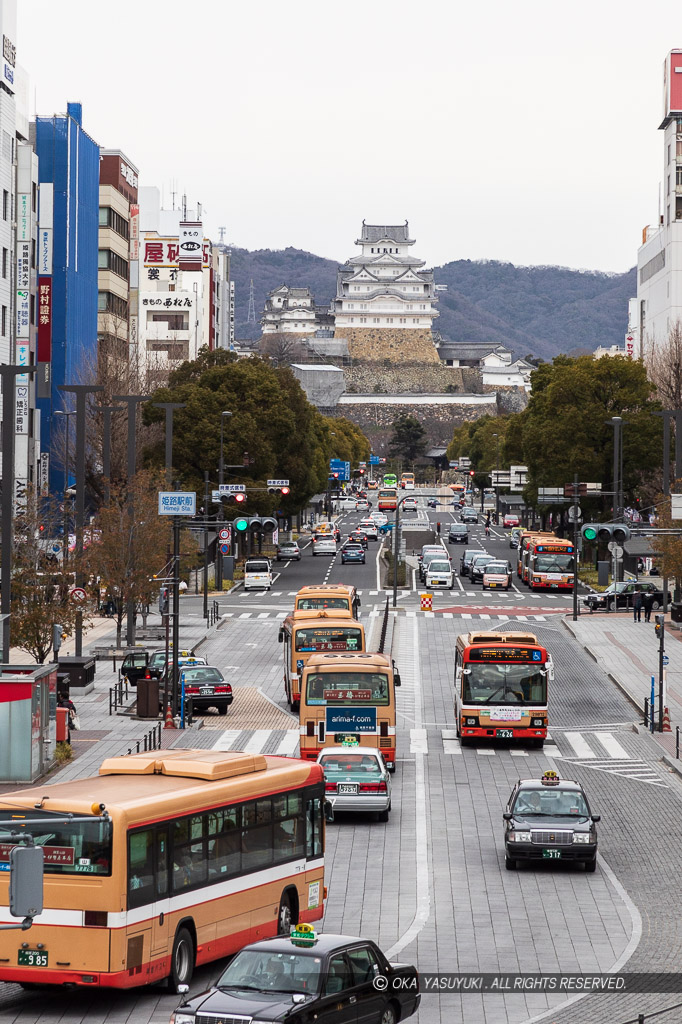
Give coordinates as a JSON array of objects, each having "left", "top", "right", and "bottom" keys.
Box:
[
  {"left": 210, "top": 728, "right": 299, "bottom": 756},
  {"left": 221, "top": 609, "right": 555, "bottom": 621},
  {"left": 231, "top": 589, "right": 569, "bottom": 601}
]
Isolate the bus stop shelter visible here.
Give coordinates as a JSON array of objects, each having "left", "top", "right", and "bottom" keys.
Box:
[{"left": 0, "top": 663, "right": 58, "bottom": 782}]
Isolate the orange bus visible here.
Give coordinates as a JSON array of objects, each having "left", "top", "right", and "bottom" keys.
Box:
[
  {"left": 294, "top": 584, "right": 361, "bottom": 619},
  {"left": 0, "top": 749, "right": 326, "bottom": 990},
  {"left": 299, "top": 652, "right": 400, "bottom": 770},
  {"left": 279, "top": 610, "right": 366, "bottom": 709},
  {"left": 378, "top": 487, "right": 398, "bottom": 512},
  {"left": 400, "top": 473, "right": 415, "bottom": 490},
  {"left": 517, "top": 531, "right": 555, "bottom": 581},
  {"left": 527, "top": 537, "right": 575, "bottom": 590},
  {"left": 454, "top": 631, "right": 553, "bottom": 748}
]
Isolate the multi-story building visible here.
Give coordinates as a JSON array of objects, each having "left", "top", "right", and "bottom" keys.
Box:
[
  {"left": 33, "top": 102, "right": 99, "bottom": 493},
  {"left": 97, "top": 149, "right": 138, "bottom": 368},
  {"left": 133, "top": 186, "right": 230, "bottom": 366},
  {"left": 261, "top": 285, "right": 333, "bottom": 334},
  {"left": 633, "top": 50, "right": 682, "bottom": 358}
]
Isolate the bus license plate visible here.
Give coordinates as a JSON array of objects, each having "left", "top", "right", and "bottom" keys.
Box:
[
  {"left": 338, "top": 784, "right": 358, "bottom": 795},
  {"left": 551, "top": 583, "right": 558, "bottom": 588},
  {"left": 18, "top": 950, "right": 48, "bottom": 967},
  {"left": 495, "top": 729, "right": 514, "bottom": 738},
  {"left": 542, "top": 849, "right": 561, "bottom": 859}
]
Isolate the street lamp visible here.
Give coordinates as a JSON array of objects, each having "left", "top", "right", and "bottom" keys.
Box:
[
  {"left": 219, "top": 411, "right": 232, "bottom": 489},
  {"left": 216, "top": 411, "right": 233, "bottom": 591},
  {"left": 492, "top": 432, "right": 500, "bottom": 522}
]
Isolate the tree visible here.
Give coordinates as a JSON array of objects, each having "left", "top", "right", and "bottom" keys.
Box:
[
  {"left": 645, "top": 319, "right": 682, "bottom": 410},
  {"left": 85, "top": 471, "right": 173, "bottom": 647},
  {"left": 259, "top": 332, "right": 309, "bottom": 367},
  {"left": 388, "top": 415, "right": 427, "bottom": 462}
]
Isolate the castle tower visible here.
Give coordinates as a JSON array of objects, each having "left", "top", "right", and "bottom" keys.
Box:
[{"left": 333, "top": 221, "right": 440, "bottom": 362}]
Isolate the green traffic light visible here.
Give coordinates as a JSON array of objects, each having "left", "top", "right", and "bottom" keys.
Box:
[
  {"left": 583, "top": 526, "right": 597, "bottom": 541},
  {"left": 235, "top": 517, "right": 249, "bottom": 532}
]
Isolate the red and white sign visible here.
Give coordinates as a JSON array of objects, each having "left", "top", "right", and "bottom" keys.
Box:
[
  {"left": 0, "top": 843, "right": 74, "bottom": 866},
  {"left": 69, "top": 587, "right": 87, "bottom": 603},
  {"left": 143, "top": 237, "right": 210, "bottom": 268},
  {"left": 37, "top": 277, "right": 52, "bottom": 362},
  {"left": 323, "top": 689, "right": 372, "bottom": 701}
]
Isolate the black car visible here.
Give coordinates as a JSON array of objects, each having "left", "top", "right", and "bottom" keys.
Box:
[
  {"left": 181, "top": 666, "right": 233, "bottom": 715},
  {"left": 582, "top": 580, "right": 672, "bottom": 612},
  {"left": 503, "top": 771, "right": 600, "bottom": 872},
  {"left": 459, "top": 548, "right": 480, "bottom": 577},
  {"left": 341, "top": 542, "right": 366, "bottom": 564},
  {"left": 347, "top": 530, "right": 369, "bottom": 549},
  {"left": 172, "top": 930, "right": 421, "bottom": 1023},
  {"left": 470, "top": 553, "right": 497, "bottom": 584},
  {"left": 460, "top": 508, "right": 479, "bottom": 524},
  {"left": 448, "top": 523, "right": 469, "bottom": 544}
]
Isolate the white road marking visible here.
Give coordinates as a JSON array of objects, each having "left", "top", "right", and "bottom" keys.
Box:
[
  {"left": 563, "top": 732, "right": 596, "bottom": 758},
  {"left": 211, "top": 729, "right": 242, "bottom": 750},
  {"left": 410, "top": 728, "right": 428, "bottom": 753},
  {"left": 477, "top": 749, "right": 496, "bottom": 755},
  {"left": 544, "top": 745, "right": 562, "bottom": 757},
  {"left": 594, "top": 732, "right": 630, "bottom": 759},
  {"left": 275, "top": 732, "right": 300, "bottom": 756}
]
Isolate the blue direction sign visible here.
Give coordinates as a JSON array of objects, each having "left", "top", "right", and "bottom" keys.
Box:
[
  {"left": 369, "top": 455, "right": 381, "bottom": 465},
  {"left": 158, "top": 491, "right": 196, "bottom": 516},
  {"left": 329, "top": 458, "right": 351, "bottom": 481},
  {"left": 663, "top": 655, "right": 670, "bottom": 667}
]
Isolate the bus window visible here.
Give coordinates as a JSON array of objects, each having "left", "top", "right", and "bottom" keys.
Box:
[{"left": 306, "top": 797, "right": 323, "bottom": 859}]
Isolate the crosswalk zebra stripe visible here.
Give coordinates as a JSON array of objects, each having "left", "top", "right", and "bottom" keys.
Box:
[
  {"left": 410, "top": 729, "right": 428, "bottom": 753},
  {"left": 238, "top": 612, "right": 252, "bottom": 619},
  {"left": 276, "top": 732, "right": 300, "bottom": 756},
  {"left": 594, "top": 732, "right": 630, "bottom": 759},
  {"left": 563, "top": 733, "right": 596, "bottom": 758},
  {"left": 211, "top": 730, "right": 242, "bottom": 751}
]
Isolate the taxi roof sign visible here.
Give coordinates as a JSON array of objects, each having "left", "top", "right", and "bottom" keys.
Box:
[
  {"left": 541, "top": 770, "right": 560, "bottom": 786},
  {"left": 290, "top": 923, "right": 318, "bottom": 947}
]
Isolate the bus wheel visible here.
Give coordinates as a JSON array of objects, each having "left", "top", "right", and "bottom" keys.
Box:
[
  {"left": 168, "top": 927, "right": 194, "bottom": 992},
  {"left": 277, "top": 892, "right": 296, "bottom": 934}
]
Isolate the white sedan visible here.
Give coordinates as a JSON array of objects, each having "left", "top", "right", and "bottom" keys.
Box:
[
  {"left": 402, "top": 497, "right": 419, "bottom": 512},
  {"left": 370, "top": 511, "right": 388, "bottom": 528}
]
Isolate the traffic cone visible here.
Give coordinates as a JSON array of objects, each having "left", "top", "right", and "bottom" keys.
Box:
[
  {"left": 663, "top": 706, "right": 672, "bottom": 732},
  {"left": 163, "top": 704, "right": 176, "bottom": 730}
]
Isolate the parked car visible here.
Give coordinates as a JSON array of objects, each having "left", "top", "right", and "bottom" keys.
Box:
[
  {"left": 402, "top": 497, "right": 419, "bottom": 512},
  {"left": 503, "top": 513, "right": 520, "bottom": 528},
  {"left": 459, "top": 548, "right": 480, "bottom": 577},
  {"left": 460, "top": 507, "right": 479, "bottom": 524},
  {"left": 319, "top": 746, "right": 391, "bottom": 819},
  {"left": 482, "top": 560, "right": 513, "bottom": 591},
  {"left": 243, "top": 558, "right": 273, "bottom": 591},
  {"left": 341, "top": 542, "right": 366, "bottom": 564},
  {"left": 312, "top": 535, "right": 337, "bottom": 556},
  {"left": 470, "top": 553, "right": 497, "bottom": 584},
  {"left": 582, "top": 580, "right": 671, "bottom": 612},
  {"left": 180, "top": 666, "right": 233, "bottom": 715},
  {"left": 448, "top": 523, "right": 469, "bottom": 544},
  {"left": 173, "top": 931, "right": 421, "bottom": 1022},
  {"left": 425, "top": 557, "right": 455, "bottom": 590},
  {"left": 276, "top": 541, "right": 301, "bottom": 561}
]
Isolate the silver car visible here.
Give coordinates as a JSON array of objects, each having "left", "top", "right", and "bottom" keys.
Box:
[
  {"left": 317, "top": 747, "right": 392, "bottom": 821},
  {"left": 312, "top": 535, "right": 337, "bottom": 556}
]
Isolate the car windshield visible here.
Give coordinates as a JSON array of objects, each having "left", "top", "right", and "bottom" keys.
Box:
[
  {"left": 472, "top": 556, "right": 495, "bottom": 568},
  {"left": 320, "top": 753, "right": 382, "bottom": 773},
  {"left": 423, "top": 552, "right": 445, "bottom": 565},
  {"left": 295, "top": 626, "right": 363, "bottom": 652},
  {"left": 149, "top": 652, "right": 166, "bottom": 670},
  {"left": 512, "top": 788, "right": 589, "bottom": 818},
  {"left": 462, "top": 663, "right": 547, "bottom": 704},
  {"left": 535, "top": 554, "right": 574, "bottom": 572},
  {"left": 486, "top": 564, "right": 508, "bottom": 574},
  {"left": 217, "top": 949, "right": 322, "bottom": 994},
  {"left": 296, "top": 597, "right": 350, "bottom": 611},
  {"left": 182, "top": 667, "right": 223, "bottom": 683},
  {"left": 428, "top": 561, "right": 451, "bottom": 573},
  {"left": 451, "top": 526, "right": 466, "bottom": 533}
]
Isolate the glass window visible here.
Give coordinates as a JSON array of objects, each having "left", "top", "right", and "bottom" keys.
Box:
[
  {"left": 0, "top": 811, "right": 112, "bottom": 878},
  {"left": 128, "top": 829, "right": 155, "bottom": 907},
  {"left": 347, "top": 946, "right": 379, "bottom": 985},
  {"left": 217, "top": 949, "right": 322, "bottom": 994},
  {"left": 325, "top": 954, "right": 353, "bottom": 994},
  {"left": 172, "top": 815, "right": 207, "bottom": 891},
  {"left": 306, "top": 798, "right": 323, "bottom": 859},
  {"left": 306, "top": 672, "right": 390, "bottom": 706},
  {"left": 156, "top": 828, "right": 169, "bottom": 897},
  {"left": 208, "top": 807, "right": 241, "bottom": 878}
]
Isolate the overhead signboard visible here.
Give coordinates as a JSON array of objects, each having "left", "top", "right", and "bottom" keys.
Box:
[
  {"left": 509, "top": 465, "right": 528, "bottom": 492},
  {"left": 538, "top": 488, "right": 569, "bottom": 503},
  {"left": 158, "top": 491, "right": 196, "bottom": 516},
  {"left": 672, "top": 493, "right": 682, "bottom": 520},
  {"left": 219, "top": 483, "right": 246, "bottom": 493},
  {"left": 267, "top": 479, "right": 289, "bottom": 487}
]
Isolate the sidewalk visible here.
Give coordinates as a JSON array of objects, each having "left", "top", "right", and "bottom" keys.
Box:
[{"left": 562, "top": 610, "right": 682, "bottom": 761}]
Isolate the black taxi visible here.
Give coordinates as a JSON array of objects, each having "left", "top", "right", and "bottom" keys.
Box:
[
  {"left": 503, "top": 771, "right": 600, "bottom": 872},
  {"left": 170, "top": 926, "right": 420, "bottom": 1024}
]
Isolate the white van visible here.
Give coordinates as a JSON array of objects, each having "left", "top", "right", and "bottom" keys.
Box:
[
  {"left": 243, "top": 558, "right": 273, "bottom": 590},
  {"left": 425, "top": 557, "right": 455, "bottom": 590}
]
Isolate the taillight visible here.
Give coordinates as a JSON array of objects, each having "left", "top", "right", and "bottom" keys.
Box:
[
  {"left": 215, "top": 685, "right": 231, "bottom": 694},
  {"left": 359, "top": 782, "right": 387, "bottom": 793},
  {"left": 84, "top": 911, "right": 107, "bottom": 927},
  {"left": 185, "top": 686, "right": 200, "bottom": 694},
  {"left": 325, "top": 783, "right": 337, "bottom": 793}
]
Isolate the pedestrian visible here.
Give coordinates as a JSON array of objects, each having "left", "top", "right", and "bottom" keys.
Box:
[
  {"left": 632, "top": 587, "right": 643, "bottom": 623},
  {"left": 436, "top": 521, "right": 441, "bottom": 536},
  {"left": 57, "top": 690, "right": 78, "bottom": 744},
  {"left": 643, "top": 590, "right": 654, "bottom": 623}
]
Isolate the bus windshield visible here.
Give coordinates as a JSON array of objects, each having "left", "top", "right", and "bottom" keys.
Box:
[
  {"left": 0, "top": 810, "right": 112, "bottom": 875},
  {"left": 306, "top": 672, "right": 390, "bottom": 705},
  {"left": 296, "top": 597, "right": 350, "bottom": 612},
  {"left": 462, "top": 663, "right": 547, "bottom": 704},
  {"left": 295, "top": 627, "right": 362, "bottom": 653},
  {"left": 535, "top": 554, "right": 574, "bottom": 572},
  {"left": 383, "top": 474, "right": 397, "bottom": 487}
]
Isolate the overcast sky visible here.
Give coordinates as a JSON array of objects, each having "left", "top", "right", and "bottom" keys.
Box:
[{"left": 16, "top": 1, "right": 682, "bottom": 273}]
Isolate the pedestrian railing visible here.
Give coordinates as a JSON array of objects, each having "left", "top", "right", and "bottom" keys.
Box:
[
  {"left": 208, "top": 600, "right": 220, "bottom": 626},
  {"left": 108, "top": 677, "right": 129, "bottom": 715},
  {"left": 126, "top": 722, "right": 162, "bottom": 755},
  {"left": 378, "top": 597, "right": 390, "bottom": 654}
]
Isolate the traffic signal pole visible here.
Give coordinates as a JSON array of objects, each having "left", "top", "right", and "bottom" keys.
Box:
[
  {"left": 656, "top": 615, "right": 665, "bottom": 732},
  {"left": 572, "top": 474, "right": 579, "bottom": 622}
]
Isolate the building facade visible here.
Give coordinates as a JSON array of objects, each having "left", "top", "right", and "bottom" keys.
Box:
[
  {"left": 97, "top": 149, "right": 138, "bottom": 368},
  {"left": 261, "top": 285, "right": 333, "bottom": 334},
  {"left": 633, "top": 50, "right": 682, "bottom": 358},
  {"left": 33, "top": 103, "right": 100, "bottom": 493}
]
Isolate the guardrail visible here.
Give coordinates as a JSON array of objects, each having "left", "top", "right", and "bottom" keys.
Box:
[
  {"left": 108, "top": 677, "right": 130, "bottom": 715},
  {"left": 126, "top": 722, "right": 162, "bottom": 755},
  {"left": 208, "top": 600, "right": 220, "bottom": 626},
  {"left": 378, "top": 597, "right": 389, "bottom": 654}
]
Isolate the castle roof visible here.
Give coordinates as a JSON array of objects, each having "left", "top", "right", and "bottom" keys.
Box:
[{"left": 356, "top": 221, "right": 415, "bottom": 245}]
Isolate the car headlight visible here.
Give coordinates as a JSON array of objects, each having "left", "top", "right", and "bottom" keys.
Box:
[
  {"left": 509, "top": 831, "right": 532, "bottom": 843},
  {"left": 171, "top": 1014, "right": 195, "bottom": 1024},
  {"left": 572, "top": 833, "right": 594, "bottom": 845}
]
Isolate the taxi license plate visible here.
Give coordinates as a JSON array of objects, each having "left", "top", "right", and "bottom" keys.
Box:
[
  {"left": 200, "top": 687, "right": 213, "bottom": 695},
  {"left": 542, "top": 849, "right": 561, "bottom": 859},
  {"left": 338, "top": 784, "right": 358, "bottom": 795},
  {"left": 496, "top": 729, "right": 513, "bottom": 738},
  {"left": 18, "top": 950, "right": 48, "bottom": 967}
]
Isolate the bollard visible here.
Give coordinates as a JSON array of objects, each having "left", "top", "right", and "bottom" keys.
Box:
[
  {"left": 677, "top": 726, "right": 680, "bottom": 760},
  {"left": 644, "top": 698, "right": 649, "bottom": 730}
]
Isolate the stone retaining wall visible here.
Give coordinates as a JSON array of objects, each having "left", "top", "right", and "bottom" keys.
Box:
[
  {"left": 337, "top": 327, "right": 440, "bottom": 363},
  {"left": 337, "top": 398, "right": 499, "bottom": 448},
  {"left": 344, "top": 362, "right": 466, "bottom": 394}
]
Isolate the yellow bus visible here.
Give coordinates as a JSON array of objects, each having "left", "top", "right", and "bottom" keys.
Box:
[
  {"left": 454, "top": 631, "right": 552, "bottom": 748},
  {"left": 400, "top": 472, "right": 415, "bottom": 490},
  {"left": 294, "top": 584, "right": 361, "bottom": 619},
  {"left": 0, "top": 749, "right": 326, "bottom": 990},
  {"left": 299, "top": 652, "right": 400, "bottom": 770},
  {"left": 279, "top": 610, "right": 366, "bottom": 709},
  {"left": 378, "top": 488, "right": 398, "bottom": 512}
]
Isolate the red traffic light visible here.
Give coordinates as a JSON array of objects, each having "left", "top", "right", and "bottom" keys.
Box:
[
  {"left": 469, "top": 470, "right": 475, "bottom": 477},
  {"left": 234, "top": 492, "right": 246, "bottom": 503},
  {"left": 281, "top": 486, "right": 290, "bottom": 496},
  {"left": 333, "top": 472, "right": 339, "bottom": 479}
]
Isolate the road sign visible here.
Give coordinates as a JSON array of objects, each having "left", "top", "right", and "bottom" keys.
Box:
[
  {"left": 449, "top": 461, "right": 459, "bottom": 469},
  {"left": 267, "top": 479, "right": 289, "bottom": 487},
  {"left": 219, "top": 543, "right": 230, "bottom": 555},
  {"left": 158, "top": 491, "right": 196, "bottom": 516},
  {"left": 538, "top": 487, "right": 570, "bottom": 503},
  {"left": 369, "top": 455, "right": 380, "bottom": 465},
  {"left": 329, "top": 460, "right": 350, "bottom": 481},
  {"left": 219, "top": 483, "right": 246, "bottom": 493},
  {"left": 663, "top": 655, "right": 670, "bottom": 667},
  {"left": 219, "top": 528, "right": 230, "bottom": 541},
  {"left": 69, "top": 587, "right": 87, "bottom": 604},
  {"left": 567, "top": 506, "right": 582, "bottom": 521},
  {"left": 607, "top": 542, "right": 623, "bottom": 559},
  {"left": 458, "top": 457, "right": 471, "bottom": 468}
]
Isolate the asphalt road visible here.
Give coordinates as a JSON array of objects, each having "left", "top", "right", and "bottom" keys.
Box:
[{"left": 2, "top": 491, "right": 681, "bottom": 1023}]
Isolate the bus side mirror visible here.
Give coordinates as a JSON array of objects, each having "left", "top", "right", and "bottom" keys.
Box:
[
  {"left": 278, "top": 630, "right": 284, "bottom": 643},
  {"left": 9, "top": 845, "right": 43, "bottom": 919},
  {"left": 324, "top": 799, "right": 335, "bottom": 823},
  {"left": 394, "top": 673, "right": 401, "bottom": 687}
]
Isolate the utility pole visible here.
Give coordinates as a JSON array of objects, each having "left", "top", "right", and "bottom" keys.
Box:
[
  {"left": 100, "top": 404, "right": 125, "bottom": 504},
  {"left": 493, "top": 433, "right": 500, "bottom": 524},
  {"left": 0, "top": 365, "right": 37, "bottom": 662},
  {"left": 113, "top": 394, "right": 151, "bottom": 645},
  {"left": 655, "top": 615, "right": 665, "bottom": 733},
  {"left": 203, "top": 471, "right": 210, "bottom": 620},
  {"left": 572, "top": 473, "right": 579, "bottom": 622},
  {"left": 217, "top": 410, "right": 232, "bottom": 590},
  {"left": 153, "top": 402, "right": 186, "bottom": 489},
  {"left": 653, "top": 410, "right": 673, "bottom": 495},
  {"left": 606, "top": 417, "right": 622, "bottom": 581},
  {"left": 392, "top": 495, "right": 403, "bottom": 609}
]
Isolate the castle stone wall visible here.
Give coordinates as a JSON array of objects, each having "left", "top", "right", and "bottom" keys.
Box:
[{"left": 337, "top": 327, "right": 440, "bottom": 364}]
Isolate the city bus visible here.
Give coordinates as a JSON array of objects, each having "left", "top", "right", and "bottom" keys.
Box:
[
  {"left": 517, "top": 531, "right": 555, "bottom": 581},
  {"left": 400, "top": 472, "right": 415, "bottom": 490},
  {"left": 279, "top": 610, "right": 366, "bottom": 709},
  {"left": 378, "top": 487, "right": 398, "bottom": 512},
  {"left": 0, "top": 749, "right": 326, "bottom": 990},
  {"left": 454, "top": 631, "right": 552, "bottom": 748},
  {"left": 299, "top": 652, "right": 401, "bottom": 770},
  {"left": 383, "top": 473, "right": 398, "bottom": 488},
  {"left": 294, "top": 584, "right": 361, "bottom": 619},
  {"left": 527, "top": 537, "right": 575, "bottom": 590}
]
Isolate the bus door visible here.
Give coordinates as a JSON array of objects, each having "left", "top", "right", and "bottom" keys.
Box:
[{"left": 127, "top": 825, "right": 171, "bottom": 965}]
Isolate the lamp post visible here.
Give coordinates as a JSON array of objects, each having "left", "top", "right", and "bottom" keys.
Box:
[
  {"left": 217, "top": 411, "right": 232, "bottom": 590},
  {"left": 219, "top": 410, "right": 232, "bottom": 489},
  {"left": 493, "top": 432, "right": 500, "bottom": 523},
  {"left": 153, "top": 401, "right": 186, "bottom": 490},
  {"left": 99, "top": 404, "right": 125, "bottom": 504},
  {"left": 113, "top": 394, "right": 151, "bottom": 645}
]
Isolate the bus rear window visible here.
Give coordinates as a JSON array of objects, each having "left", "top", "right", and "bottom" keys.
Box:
[
  {"left": 0, "top": 811, "right": 112, "bottom": 875},
  {"left": 295, "top": 627, "right": 362, "bottom": 653},
  {"left": 296, "top": 598, "right": 350, "bottom": 612},
  {"left": 306, "top": 672, "right": 390, "bottom": 705}
]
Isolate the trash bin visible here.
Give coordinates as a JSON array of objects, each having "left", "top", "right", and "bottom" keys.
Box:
[
  {"left": 137, "top": 677, "right": 160, "bottom": 719},
  {"left": 671, "top": 602, "right": 682, "bottom": 623},
  {"left": 56, "top": 706, "right": 69, "bottom": 743},
  {"left": 58, "top": 656, "right": 96, "bottom": 692}
]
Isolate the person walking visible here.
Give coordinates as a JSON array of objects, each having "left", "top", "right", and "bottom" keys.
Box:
[
  {"left": 643, "top": 590, "right": 654, "bottom": 623},
  {"left": 485, "top": 514, "right": 491, "bottom": 539},
  {"left": 57, "top": 690, "right": 78, "bottom": 744},
  {"left": 632, "top": 587, "right": 643, "bottom": 623}
]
